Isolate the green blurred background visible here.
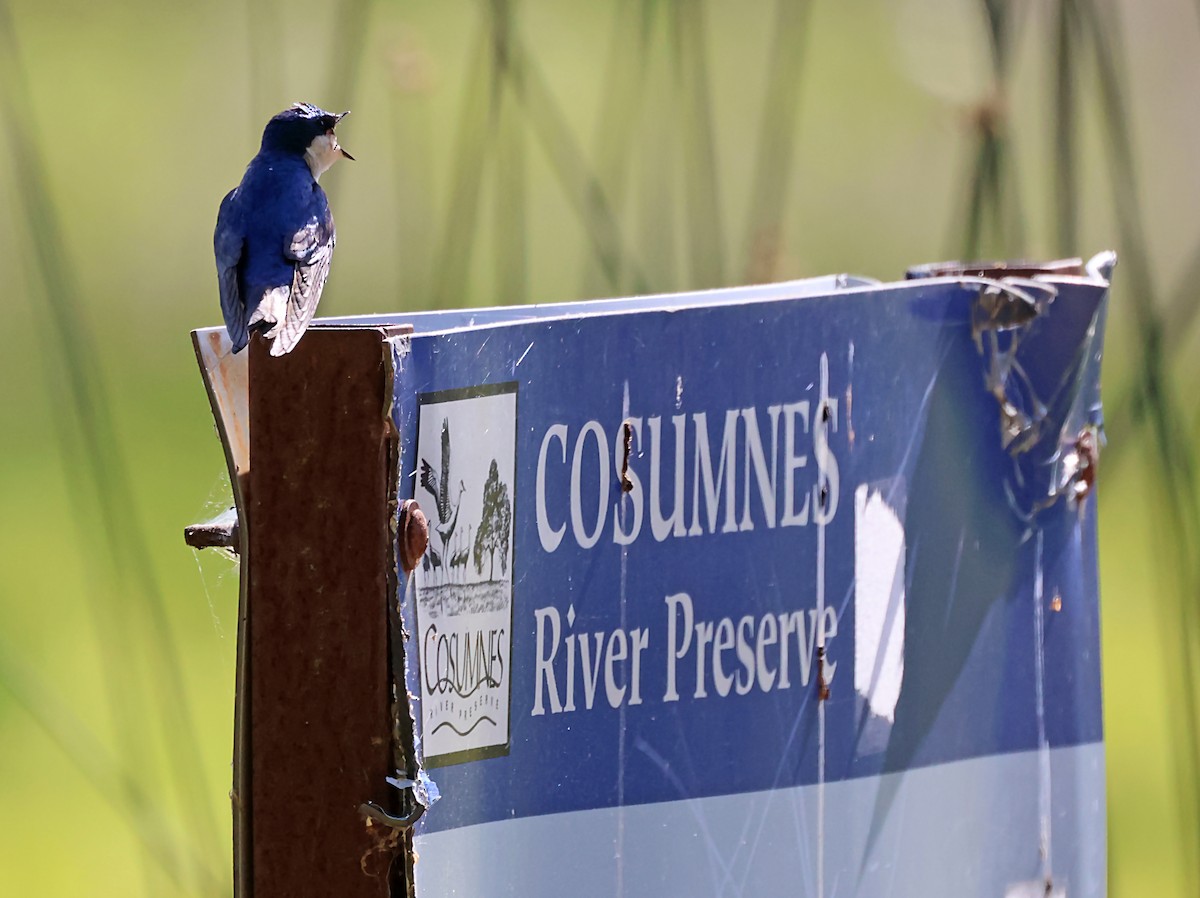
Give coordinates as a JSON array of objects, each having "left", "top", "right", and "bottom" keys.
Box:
[{"left": 0, "top": 0, "right": 1197, "bottom": 894}]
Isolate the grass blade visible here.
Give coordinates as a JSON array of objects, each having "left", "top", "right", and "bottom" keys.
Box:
[
  {"left": 491, "top": 0, "right": 528, "bottom": 304},
  {"left": 245, "top": 0, "right": 283, "bottom": 136},
  {"left": 0, "top": 635, "right": 222, "bottom": 894},
  {"left": 325, "top": 0, "right": 372, "bottom": 107},
  {"left": 950, "top": 2, "right": 1025, "bottom": 262},
  {"left": 431, "top": 26, "right": 493, "bottom": 308},
  {"left": 502, "top": 9, "right": 649, "bottom": 294},
  {"left": 955, "top": 128, "right": 995, "bottom": 260},
  {"left": 1053, "top": 0, "right": 1080, "bottom": 255},
  {"left": 636, "top": 2, "right": 680, "bottom": 293},
  {"left": 669, "top": 0, "right": 725, "bottom": 288},
  {"left": 1104, "top": 234, "right": 1200, "bottom": 470},
  {"left": 743, "top": 0, "right": 812, "bottom": 283},
  {"left": 319, "top": 0, "right": 373, "bottom": 202},
  {"left": 580, "top": 0, "right": 650, "bottom": 297},
  {"left": 1077, "top": 1, "right": 1200, "bottom": 888},
  {"left": 389, "top": 35, "right": 437, "bottom": 308},
  {"left": 0, "top": 6, "right": 226, "bottom": 892}
]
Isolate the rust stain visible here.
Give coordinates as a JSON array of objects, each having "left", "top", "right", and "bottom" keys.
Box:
[
  {"left": 620, "top": 420, "right": 634, "bottom": 493},
  {"left": 359, "top": 817, "right": 402, "bottom": 879},
  {"left": 398, "top": 499, "right": 430, "bottom": 574},
  {"left": 816, "top": 646, "right": 831, "bottom": 702},
  {"left": 1070, "top": 427, "right": 1100, "bottom": 503}
]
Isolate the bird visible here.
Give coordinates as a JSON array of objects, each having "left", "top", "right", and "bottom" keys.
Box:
[
  {"left": 422, "top": 544, "right": 443, "bottom": 582},
  {"left": 214, "top": 102, "right": 354, "bottom": 357},
  {"left": 449, "top": 525, "right": 472, "bottom": 582},
  {"left": 420, "top": 418, "right": 467, "bottom": 574}
]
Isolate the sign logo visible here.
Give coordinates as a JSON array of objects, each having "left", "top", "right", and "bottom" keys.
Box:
[{"left": 414, "top": 382, "right": 517, "bottom": 766}]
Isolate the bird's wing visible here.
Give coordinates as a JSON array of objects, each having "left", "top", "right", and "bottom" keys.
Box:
[
  {"left": 214, "top": 188, "right": 248, "bottom": 351},
  {"left": 420, "top": 459, "right": 443, "bottom": 520},
  {"left": 440, "top": 418, "right": 451, "bottom": 514},
  {"left": 270, "top": 193, "right": 336, "bottom": 357}
]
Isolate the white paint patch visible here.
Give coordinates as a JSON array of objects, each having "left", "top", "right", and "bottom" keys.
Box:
[
  {"left": 1006, "top": 882, "right": 1066, "bottom": 898},
  {"left": 854, "top": 480, "right": 906, "bottom": 723}
]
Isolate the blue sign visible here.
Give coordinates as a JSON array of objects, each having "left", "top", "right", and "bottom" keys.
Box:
[{"left": 378, "top": 258, "right": 1111, "bottom": 896}]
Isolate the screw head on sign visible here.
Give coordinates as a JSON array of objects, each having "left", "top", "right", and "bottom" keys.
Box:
[{"left": 399, "top": 499, "right": 429, "bottom": 574}]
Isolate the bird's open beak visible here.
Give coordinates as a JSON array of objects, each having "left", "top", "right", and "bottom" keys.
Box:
[{"left": 333, "top": 111, "right": 355, "bottom": 161}]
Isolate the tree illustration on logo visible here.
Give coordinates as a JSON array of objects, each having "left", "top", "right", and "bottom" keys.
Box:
[{"left": 473, "top": 459, "right": 512, "bottom": 582}]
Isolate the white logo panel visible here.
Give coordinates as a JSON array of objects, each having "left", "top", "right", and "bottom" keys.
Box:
[{"left": 414, "top": 383, "right": 517, "bottom": 765}]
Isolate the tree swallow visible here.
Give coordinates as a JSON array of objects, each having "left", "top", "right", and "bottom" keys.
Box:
[{"left": 215, "top": 102, "right": 354, "bottom": 356}]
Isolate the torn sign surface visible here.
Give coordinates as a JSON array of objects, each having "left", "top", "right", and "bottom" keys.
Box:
[{"left": 381, "top": 258, "right": 1111, "bottom": 895}]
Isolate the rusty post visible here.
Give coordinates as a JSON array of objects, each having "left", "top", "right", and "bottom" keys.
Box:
[{"left": 246, "top": 328, "right": 406, "bottom": 896}]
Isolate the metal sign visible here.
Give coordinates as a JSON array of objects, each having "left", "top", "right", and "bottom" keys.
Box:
[
  {"left": 190, "top": 257, "right": 1112, "bottom": 897},
  {"left": 374, "top": 256, "right": 1112, "bottom": 896}
]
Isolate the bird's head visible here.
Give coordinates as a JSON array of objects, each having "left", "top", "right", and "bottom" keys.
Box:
[{"left": 260, "top": 102, "right": 355, "bottom": 179}]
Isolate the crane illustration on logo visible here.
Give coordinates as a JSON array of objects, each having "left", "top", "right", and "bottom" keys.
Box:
[{"left": 420, "top": 417, "right": 466, "bottom": 583}]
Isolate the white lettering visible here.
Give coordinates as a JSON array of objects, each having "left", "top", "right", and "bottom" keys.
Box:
[
  {"left": 735, "top": 614, "right": 755, "bottom": 695},
  {"left": 649, "top": 415, "right": 688, "bottom": 541},
  {"left": 629, "top": 628, "right": 649, "bottom": 705},
  {"left": 822, "top": 605, "right": 839, "bottom": 684},
  {"left": 578, "top": 632, "right": 605, "bottom": 709},
  {"left": 536, "top": 425, "right": 568, "bottom": 552},
  {"left": 781, "top": 401, "right": 811, "bottom": 526},
  {"left": 664, "top": 592, "right": 693, "bottom": 702},
  {"left": 604, "top": 629, "right": 628, "bottom": 707},
  {"left": 741, "top": 404, "right": 782, "bottom": 530},
  {"left": 756, "top": 613, "right": 778, "bottom": 692},
  {"left": 532, "top": 607, "right": 562, "bottom": 715},
  {"left": 570, "top": 421, "right": 609, "bottom": 549},
  {"left": 689, "top": 409, "right": 741, "bottom": 535},
  {"left": 712, "top": 617, "right": 735, "bottom": 697},
  {"left": 814, "top": 396, "right": 840, "bottom": 525},
  {"left": 535, "top": 366, "right": 843, "bottom": 551}
]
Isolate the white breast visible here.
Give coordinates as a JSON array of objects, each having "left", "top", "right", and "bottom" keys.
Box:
[{"left": 304, "top": 132, "right": 341, "bottom": 180}]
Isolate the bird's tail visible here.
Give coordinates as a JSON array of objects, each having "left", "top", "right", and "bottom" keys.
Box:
[{"left": 246, "top": 286, "right": 291, "bottom": 353}]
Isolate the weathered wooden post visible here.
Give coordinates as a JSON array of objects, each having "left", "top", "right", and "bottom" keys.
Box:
[{"left": 192, "top": 325, "right": 421, "bottom": 896}]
